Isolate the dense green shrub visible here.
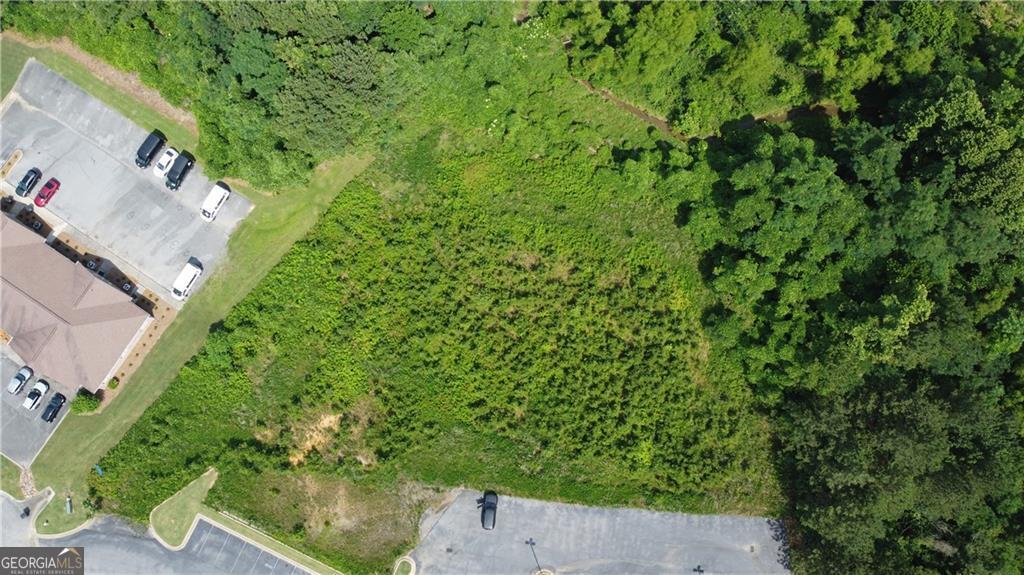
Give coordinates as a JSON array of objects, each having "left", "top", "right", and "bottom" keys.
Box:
[{"left": 70, "top": 390, "right": 101, "bottom": 414}]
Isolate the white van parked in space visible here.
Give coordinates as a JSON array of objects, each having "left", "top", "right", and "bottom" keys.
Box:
[
  {"left": 171, "top": 259, "right": 203, "bottom": 301},
  {"left": 200, "top": 182, "right": 231, "bottom": 222}
]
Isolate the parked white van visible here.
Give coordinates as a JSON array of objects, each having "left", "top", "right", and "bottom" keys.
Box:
[
  {"left": 200, "top": 182, "right": 231, "bottom": 222},
  {"left": 171, "top": 259, "right": 203, "bottom": 301}
]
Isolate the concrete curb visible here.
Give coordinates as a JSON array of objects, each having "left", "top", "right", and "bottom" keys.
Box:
[
  {"left": 34, "top": 489, "right": 103, "bottom": 541},
  {"left": 148, "top": 512, "right": 200, "bottom": 552},
  {"left": 199, "top": 511, "right": 343, "bottom": 575},
  {"left": 147, "top": 467, "right": 216, "bottom": 551},
  {"left": 394, "top": 556, "right": 416, "bottom": 575}
]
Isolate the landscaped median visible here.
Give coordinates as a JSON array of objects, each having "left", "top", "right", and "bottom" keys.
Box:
[{"left": 150, "top": 468, "right": 219, "bottom": 548}]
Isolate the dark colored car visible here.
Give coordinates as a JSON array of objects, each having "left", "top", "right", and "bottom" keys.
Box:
[
  {"left": 41, "top": 392, "right": 66, "bottom": 423},
  {"left": 478, "top": 491, "right": 498, "bottom": 530},
  {"left": 15, "top": 167, "right": 42, "bottom": 197},
  {"left": 34, "top": 178, "right": 60, "bottom": 208},
  {"left": 165, "top": 152, "right": 194, "bottom": 190},
  {"left": 135, "top": 130, "right": 166, "bottom": 168}
]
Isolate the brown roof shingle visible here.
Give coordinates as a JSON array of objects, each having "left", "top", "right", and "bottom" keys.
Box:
[{"left": 1, "top": 217, "right": 151, "bottom": 391}]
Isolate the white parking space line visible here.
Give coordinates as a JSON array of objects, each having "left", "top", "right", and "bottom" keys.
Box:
[
  {"left": 228, "top": 545, "right": 245, "bottom": 573},
  {"left": 248, "top": 550, "right": 264, "bottom": 575},
  {"left": 214, "top": 531, "right": 230, "bottom": 562},
  {"left": 195, "top": 521, "right": 214, "bottom": 554}
]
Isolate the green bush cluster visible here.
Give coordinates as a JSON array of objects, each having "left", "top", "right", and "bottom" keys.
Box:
[{"left": 69, "top": 390, "right": 101, "bottom": 414}]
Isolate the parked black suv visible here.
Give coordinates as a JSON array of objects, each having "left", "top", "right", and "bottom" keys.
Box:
[
  {"left": 135, "top": 130, "right": 165, "bottom": 168},
  {"left": 478, "top": 491, "right": 498, "bottom": 530},
  {"left": 15, "top": 168, "right": 42, "bottom": 197},
  {"left": 165, "top": 152, "right": 194, "bottom": 190},
  {"left": 41, "top": 392, "right": 66, "bottom": 423}
]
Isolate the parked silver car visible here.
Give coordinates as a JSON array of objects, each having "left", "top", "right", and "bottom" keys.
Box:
[
  {"left": 6, "top": 366, "right": 33, "bottom": 394},
  {"left": 22, "top": 380, "right": 49, "bottom": 410}
]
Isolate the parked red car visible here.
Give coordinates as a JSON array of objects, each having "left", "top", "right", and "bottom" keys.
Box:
[{"left": 34, "top": 178, "right": 60, "bottom": 207}]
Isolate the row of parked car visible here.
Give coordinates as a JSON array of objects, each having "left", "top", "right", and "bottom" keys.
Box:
[
  {"left": 135, "top": 130, "right": 232, "bottom": 223},
  {"left": 136, "top": 130, "right": 225, "bottom": 301},
  {"left": 14, "top": 167, "right": 60, "bottom": 207},
  {"left": 135, "top": 130, "right": 193, "bottom": 191},
  {"left": 6, "top": 366, "right": 66, "bottom": 423}
]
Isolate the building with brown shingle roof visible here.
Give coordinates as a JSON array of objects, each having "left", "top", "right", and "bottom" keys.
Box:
[{"left": 1, "top": 216, "right": 151, "bottom": 392}]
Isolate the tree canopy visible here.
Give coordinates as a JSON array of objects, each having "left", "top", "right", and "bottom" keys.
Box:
[{"left": 3, "top": 1, "right": 1021, "bottom": 573}]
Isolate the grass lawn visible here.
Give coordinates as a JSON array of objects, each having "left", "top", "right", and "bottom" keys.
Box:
[
  {"left": 199, "top": 505, "right": 343, "bottom": 575},
  {"left": 1, "top": 455, "right": 24, "bottom": 500},
  {"left": 394, "top": 559, "right": 413, "bottom": 575},
  {"left": 32, "top": 153, "right": 373, "bottom": 534},
  {"left": 150, "top": 468, "right": 218, "bottom": 547},
  {"left": 0, "top": 35, "right": 197, "bottom": 152}
]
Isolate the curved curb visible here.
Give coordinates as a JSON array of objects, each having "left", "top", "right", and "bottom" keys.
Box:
[
  {"left": 394, "top": 556, "right": 416, "bottom": 575},
  {"left": 147, "top": 467, "right": 217, "bottom": 551},
  {"left": 35, "top": 514, "right": 100, "bottom": 540},
  {"left": 34, "top": 486, "right": 102, "bottom": 541},
  {"left": 148, "top": 512, "right": 201, "bottom": 552}
]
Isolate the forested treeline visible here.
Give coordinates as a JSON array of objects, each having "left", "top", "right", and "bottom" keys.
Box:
[
  {"left": 544, "top": 1, "right": 1001, "bottom": 136},
  {"left": 3, "top": 1, "right": 1022, "bottom": 574}
]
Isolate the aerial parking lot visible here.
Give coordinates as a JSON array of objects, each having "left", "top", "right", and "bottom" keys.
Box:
[
  {"left": 0, "top": 354, "right": 68, "bottom": 467},
  {"left": 40, "top": 516, "right": 315, "bottom": 575},
  {"left": 411, "top": 489, "right": 790, "bottom": 575},
  {"left": 0, "top": 59, "right": 251, "bottom": 307}
]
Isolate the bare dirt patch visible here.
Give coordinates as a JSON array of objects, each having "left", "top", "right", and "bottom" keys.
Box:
[
  {"left": 288, "top": 413, "right": 342, "bottom": 466},
  {"left": 251, "top": 472, "right": 443, "bottom": 567},
  {"left": 3, "top": 31, "right": 198, "bottom": 135},
  {"left": 575, "top": 77, "right": 688, "bottom": 142}
]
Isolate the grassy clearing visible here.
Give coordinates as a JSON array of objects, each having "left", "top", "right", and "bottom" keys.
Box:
[
  {"left": 1, "top": 36, "right": 31, "bottom": 98},
  {"left": 199, "top": 505, "right": 343, "bottom": 575},
  {"left": 32, "top": 153, "right": 372, "bottom": 535},
  {"left": 0, "top": 35, "right": 196, "bottom": 151},
  {"left": 1, "top": 455, "right": 24, "bottom": 500},
  {"left": 150, "top": 468, "right": 217, "bottom": 547}
]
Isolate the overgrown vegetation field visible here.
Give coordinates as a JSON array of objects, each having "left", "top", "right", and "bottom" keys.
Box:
[{"left": 3, "top": 2, "right": 1022, "bottom": 574}]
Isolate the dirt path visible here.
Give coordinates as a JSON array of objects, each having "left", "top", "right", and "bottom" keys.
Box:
[
  {"left": 4, "top": 31, "right": 198, "bottom": 136},
  {"left": 575, "top": 75, "right": 839, "bottom": 142},
  {"left": 20, "top": 466, "right": 37, "bottom": 498},
  {"left": 575, "top": 77, "right": 689, "bottom": 142}
]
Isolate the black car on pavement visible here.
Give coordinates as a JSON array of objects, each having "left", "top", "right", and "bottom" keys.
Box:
[
  {"left": 165, "top": 152, "right": 194, "bottom": 190},
  {"left": 41, "top": 392, "right": 66, "bottom": 423},
  {"left": 15, "top": 168, "right": 42, "bottom": 197},
  {"left": 478, "top": 491, "right": 498, "bottom": 530},
  {"left": 135, "top": 130, "right": 165, "bottom": 168}
]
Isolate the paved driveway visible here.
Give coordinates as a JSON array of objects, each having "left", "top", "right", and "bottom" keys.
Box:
[
  {"left": 41, "top": 516, "right": 314, "bottom": 575},
  {"left": 0, "top": 60, "right": 251, "bottom": 307},
  {"left": 0, "top": 354, "right": 68, "bottom": 467},
  {"left": 411, "top": 490, "right": 790, "bottom": 575}
]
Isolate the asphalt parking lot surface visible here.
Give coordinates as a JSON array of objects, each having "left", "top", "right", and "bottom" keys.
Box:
[
  {"left": 0, "top": 60, "right": 251, "bottom": 307},
  {"left": 43, "top": 516, "right": 314, "bottom": 575},
  {"left": 0, "top": 354, "right": 68, "bottom": 467},
  {"left": 411, "top": 489, "right": 790, "bottom": 575}
]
